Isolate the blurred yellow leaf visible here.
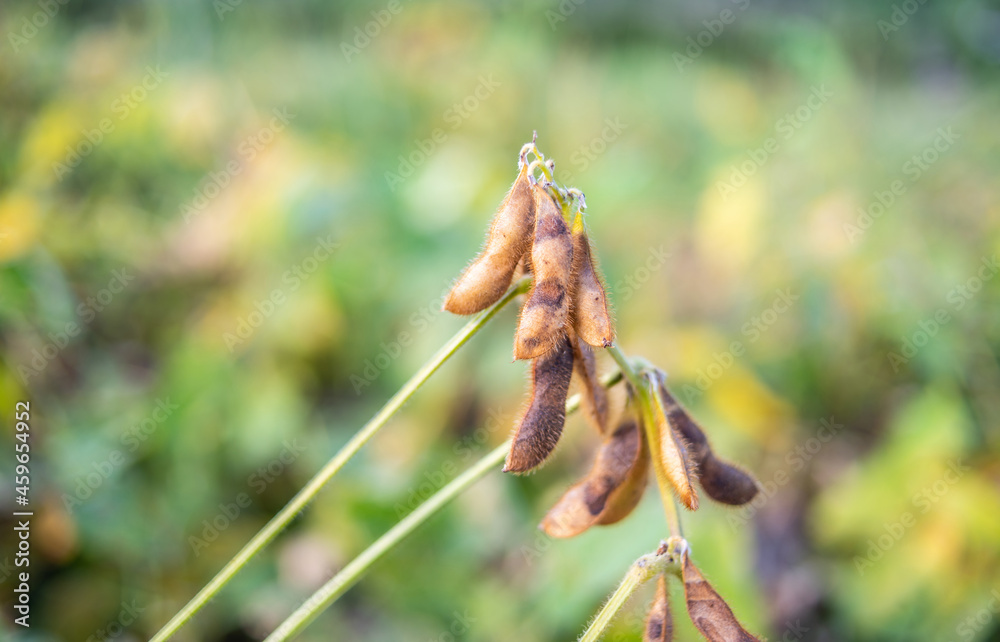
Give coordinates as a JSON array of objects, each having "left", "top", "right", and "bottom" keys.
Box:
[{"left": 0, "top": 191, "right": 41, "bottom": 261}]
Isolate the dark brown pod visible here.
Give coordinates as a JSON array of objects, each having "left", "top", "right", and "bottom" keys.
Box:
[
  {"left": 444, "top": 164, "right": 535, "bottom": 315},
  {"left": 540, "top": 416, "right": 649, "bottom": 537},
  {"left": 658, "top": 383, "right": 759, "bottom": 506},
  {"left": 571, "top": 222, "right": 615, "bottom": 348},
  {"left": 682, "top": 551, "right": 761, "bottom": 642},
  {"left": 570, "top": 331, "right": 610, "bottom": 434},
  {"left": 644, "top": 575, "right": 673, "bottom": 642},
  {"left": 514, "top": 185, "right": 573, "bottom": 360},
  {"left": 504, "top": 335, "right": 574, "bottom": 474}
]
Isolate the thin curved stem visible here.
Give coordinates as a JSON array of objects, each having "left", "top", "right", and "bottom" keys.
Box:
[
  {"left": 265, "top": 369, "right": 624, "bottom": 641},
  {"left": 149, "top": 278, "right": 531, "bottom": 642}
]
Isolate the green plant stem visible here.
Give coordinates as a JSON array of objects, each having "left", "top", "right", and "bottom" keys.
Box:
[
  {"left": 149, "top": 278, "right": 531, "bottom": 642},
  {"left": 577, "top": 541, "right": 683, "bottom": 642},
  {"left": 605, "top": 345, "right": 684, "bottom": 538},
  {"left": 265, "top": 370, "right": 623, "bottom": 641}
]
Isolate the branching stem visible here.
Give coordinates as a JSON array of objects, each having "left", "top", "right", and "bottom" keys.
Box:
[
  {"left": 149, "top": 278, "right": 531, "bottom": 642},
  {"left": 263, "top": 369, "right": 623, "bottom": 641}
]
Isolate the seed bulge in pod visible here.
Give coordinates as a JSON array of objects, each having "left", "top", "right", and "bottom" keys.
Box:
[
  {"left": 540, "top": 416, "right": 648, "bottom": 537},
  {"left": 659, "top": 381, "right": 759, "bottom": 506},
  {"left": 682, "top": 551, "right": 761, "bottom": 642},
  {"left": 644, "top": 575, "right": 673, "bottom": 642},
  {"left": 444, "top": 163, "right": 535, "bottom": 315},
  {"left": 514, "top": 185, "right": 573, "bottom": 360},
  {"left": 504, "top": 334, "right": 575, "bottom": 474},
  {"left": 698, "top": 454, "right": 759, "bottom": 506},
  {"left": 571, "top": 222, "right": 615, "bottom": 348}
]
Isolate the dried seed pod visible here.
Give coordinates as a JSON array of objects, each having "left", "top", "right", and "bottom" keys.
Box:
[
  {"left": 513, "top": 185, "right": 574, "bottom": 360},
  {"left": 504, "top": 335, "right": 574, "bottom": 474},
  {"left": 659, "top": 384, "right": 759, "bottom": 506},
  {"left": 595, "top": 415, "right": 650, "bottom": 525},
  {"left": 644, "top": 575, "right": 673, "bottom": 642},
  {"left": 570, "top": 222, "right": 615, "bottom": 348},
  {"left": 698, "top": 456, "right": 759, "bottom": 506},
  {"left": 444, "top": 164, "right": 535, "bottom": 315},
  {"left": 570, "top": 331, "right": 610, "bottom": 434},
  {"left": 682, "top": 551, "right": 761, "bottom": 642},
  {"left": 650, "top": 374, "right": 699, "bottom": 510},
  {"left": 540, "top": 416, "right": 648, "bottom": 537}
]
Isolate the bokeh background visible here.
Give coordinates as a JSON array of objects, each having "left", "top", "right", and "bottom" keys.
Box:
[{"left": 1, "top": 0, "right": 999, "bottom": 640}]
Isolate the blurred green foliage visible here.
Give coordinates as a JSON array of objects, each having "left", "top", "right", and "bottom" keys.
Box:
[{"left": 1, "top": 0, "right": 999, "bottom": 640}]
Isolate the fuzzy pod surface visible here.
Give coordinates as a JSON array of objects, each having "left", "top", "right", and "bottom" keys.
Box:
[
  {"left": 659, "top": 383, "right": 759, "bottom": 506},
  {"left": 682, "top": 552, "right": 761, "bottom": 642},
  {"left": 514, "top": 185, "right": 574, "bottom": 360},
  {"left": 444, "top": 164, "right": 535, "bottom": 315},
  {"left": 571, "top": 226, "right": 615, "bottom": 348},
  {"left": 504, "top": 334, "right": 575, "bottom": 473}
]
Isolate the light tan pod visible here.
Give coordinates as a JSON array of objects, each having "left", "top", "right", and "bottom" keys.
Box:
[
  {"left": 443, "top": 165, "right": 535, "bottom": 315},
  {"left": 514, "top": 185, "right": 574, "bottom": 360}
]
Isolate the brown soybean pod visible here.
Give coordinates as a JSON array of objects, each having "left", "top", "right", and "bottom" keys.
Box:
[
  {"left": 659, "top": 384, "right": 759, "bottom": 506},
  {"left": 682, "top": 552, "right": 761, "bottom": 642},
  {"left": 571, "top": 226, "right": 615, "bottom": 348},
  {"left": 443, "top": 164, "right": 535, "bottom": 315},
  {"left": 644, "top": 575, "right": 674, "bottom": 642},
  {"left": 570, "top": 330, "right": 610, "bottom": 434},
  {"left": 540, "top": 417, "right": 646, "bottom": 537},
  {"left": 513, "top": 185, "right": 574, "bottom": 360},
  {"left": 595, "top": 413, "right": 650, "bottom": 525},
  {"left": 504, "top": 334, "right": 575, "bottom": 474}
]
